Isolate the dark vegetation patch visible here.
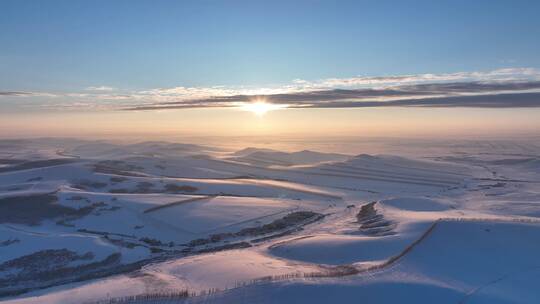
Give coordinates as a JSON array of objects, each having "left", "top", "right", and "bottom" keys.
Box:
[
  {"left": 150, "top": 247, "right": 165, "bottom": 253},
  {"left": 100, "top": 205, "right": 121, "bottom": 211},
  {"left": 110, "top": 176, "right": 128, "bottom": 183},
  {"left": 77, "top": 228, "right": 136, "bottom": 239},
  {"left": 475, "top": 182, "right": 506, "bottom": 191},
  {"left": 0, "top": 250, "right": 122, "bottom": 297},
  {"left": 94, "top": 291, "right": 190, "bottom": 303},
  {"left": 164, "top": 184, "right": 198, "bottom": 193},
  {"left": 356, "top": 201, "right": 396, "bottom": 236},
  {"left": 0, "top": 239, "right": 19, "bottom": 247},
  {"left": 139, "top": 237, "right": 174, "bottom": 247},
  {"left": 136, "top": 182, "right": 154, "bottom": 192},
  {"left": 0, "top": 194, "right": 92, "bottom": 225},
  {"left": 109, "top": 182, "right": 199, "bottom": 195},
  {"left": 76, "top": 231, "right": 165, "bottom": 251},
  {"left": 0, "top": 193, "right": 116, "bottom": 226},
  {"left": 109, "top": 181, "right": 198, "bottom": 195},
  {"left": 93, "top": 160, "right": 145, "bottom": 177},
  {"left": 26, "top": 176, "right": 43, "bottom": 182},
  {"left": 56, "top": 201, "right": 112, "bottom": 226},
  {"left": 55, "top": 219, "right": 75, "bottom": 227},
  {"left": 0, "top": 159, "right": 76, "bottom": 173},
  {"left": 109, "top": 181, "right": 157, "bottom": 194},
  {"left": 105, "top": 237, "right": 141, "bottom": 249},
  {"left": 490, "top": 158, "right": 538, "bottom": 165},
  {"left": 188, "top": 211, "right": 323, "bottom": 247},
  {"left": 356, "top": 201, "right": 377, "bottom": 222},
  {"left": 0, "top": 249, "right": 94, "bottom": 277},
  {"left": 0, "top": 159, "right": 25, "bottom": 165},
  {"left": 72, "top": 180, "right": 108, "bottom": 190},
  {"left": 67, "top": 195, "right": 89, "bottom": 201},
  {"left": 196, "top": 242, "right": 251, "bottom": 253},
  {"left": 238, "top": 211, "right": 321, "bottom": 236}
]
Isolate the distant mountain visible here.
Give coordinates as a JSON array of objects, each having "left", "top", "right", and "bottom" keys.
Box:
[{"left": 230, "top": 148, "right": 350, "bottom": 167}]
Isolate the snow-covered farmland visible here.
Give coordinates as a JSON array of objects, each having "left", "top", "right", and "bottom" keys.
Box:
[{"left": 1, "top": 138, "right": 540, "bottom": 303}]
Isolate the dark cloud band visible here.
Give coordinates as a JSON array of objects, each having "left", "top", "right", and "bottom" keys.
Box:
[
  {"left": 0, "top": 91, "right": 35, "bottom": 96},
  {"left": 123, "top": 81, "right": 540, "bottom": 111}
]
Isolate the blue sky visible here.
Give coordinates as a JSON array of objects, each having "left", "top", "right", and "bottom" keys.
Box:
[
  {"left": 2, "top": 1, "right": 540, "bottom": 138},
  {"left": 2, "top": 0, "right": 540, "bottom": 92}
]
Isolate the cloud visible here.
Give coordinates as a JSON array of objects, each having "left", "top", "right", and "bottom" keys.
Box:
[
  {"left": 0, "top": 91, "right": 35, "bottom": 96},
  {"left": 85, "top": 86, "right": 115, "bottom": 91},
  {"left": 293, "top": 92, "right": 540, "bottom": 109},
  {"left": 123, "top": 80, "right": 540, "bottom": 111},
  {"left": 121, "top": 68, "right": 540, "bottom": 110},
  {"left": 132, "top": 68, "right": 540, "bottom": 104},
  {"left": 291, "top": 67, "right": 540, "bottom": 89},
  {"left": 3, "top": 67, "right": 540, "bottom": 111},
  {"left": 0, "top": 91, "right": 57, "bottom": 97}
]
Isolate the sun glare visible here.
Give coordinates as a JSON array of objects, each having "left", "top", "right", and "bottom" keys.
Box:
[{"left": 241, "top": 100, "right": 284, "bottom": 116}]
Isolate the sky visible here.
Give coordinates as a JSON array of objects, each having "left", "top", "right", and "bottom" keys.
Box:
[{"left": 1, "top": 0, "right": 540, "bottom": 139}]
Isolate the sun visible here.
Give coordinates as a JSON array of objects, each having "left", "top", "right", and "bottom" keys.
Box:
[{"left": 241, "top": 100, "right": 284, "bottom": 116}]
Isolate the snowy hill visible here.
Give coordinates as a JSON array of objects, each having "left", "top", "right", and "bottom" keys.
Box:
[{"left": 1, "top": 138, "right": 540, "bottom": 303}]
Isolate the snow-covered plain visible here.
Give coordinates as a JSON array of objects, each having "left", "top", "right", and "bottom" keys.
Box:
[{"left": 1, "top": 137, "right": 540, "bottom": 303}]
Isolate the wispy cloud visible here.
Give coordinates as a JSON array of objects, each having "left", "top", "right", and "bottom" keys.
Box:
[
  {"left": 124, "top": 80, "right": 540, "bottom": 111},
  {"left": 0, "top": 91, "right": 57, "bottom": 97},
  {"left": 0, "top": 91, "right": 35, "bottom": 96},
  {"left": 3, "top": 68, "right": 540, "bottom": 111},
  {"left": 123, "top": 67, "right": 540, "bottom": 110},
  {"left": 132, "top": 68, "right": 540, "bottom": 103},
  {"left": 292, "top": 92, "right": 540, "bottom": 109},
  {"left": 295, "top": 67, "right": 540, "bottom": 89},
  {"left": 85, "top": 86, "right": 116, "bottom": 91}
]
